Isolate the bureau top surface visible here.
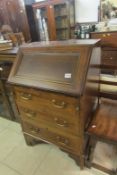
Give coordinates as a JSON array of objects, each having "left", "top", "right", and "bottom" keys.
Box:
[
  {"left": 20, "top": 39, "right": 100, "bottom": 50},
  {"left": 8, "top": 40, "right": 100, "bottom": 96}
]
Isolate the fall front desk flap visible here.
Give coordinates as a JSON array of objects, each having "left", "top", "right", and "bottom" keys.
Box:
[{"left": 8, "top": 39, "right": 101, "bottom": 96}]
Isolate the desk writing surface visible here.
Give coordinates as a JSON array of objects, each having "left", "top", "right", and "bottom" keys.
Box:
[{"left": 8, "top": 40, "right": 101, "bottom": 96}]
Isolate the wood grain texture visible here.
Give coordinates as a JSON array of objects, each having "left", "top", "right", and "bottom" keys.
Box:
[
  {"left": 0, "top": 0, "right": 31, "bottom": 41},
  {"left": 0, "top": 48, "right": 18, "bottom": 121},
  {"left": 90, "top": 31, "right": 117, "bottom": 48},
  {"left": 22, "top": 120, "right": 81, "bottom": 155},
  {"left": 87, "top": 99, "right": 117, "bottom": 143},
  {"left": 90, "top": 31, "right": 117, "bottom": 75},
  {"left": 9, "top": 40, "right": 101, "bottom": 169},
  {"left": 8, "top": 40, "right": 100, "bottom": 96}
]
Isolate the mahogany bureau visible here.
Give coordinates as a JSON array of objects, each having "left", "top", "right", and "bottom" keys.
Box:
[
  {"left": 90, "top": 31, "right": 117, "bottom": 75},
  {"left": 8, "top": 40, "right": 101, "bottom": 169}
]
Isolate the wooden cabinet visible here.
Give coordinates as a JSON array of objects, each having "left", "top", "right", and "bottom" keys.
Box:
[
  {"left": 0, "top": 0, "right": 31, "bottom": 41},
  {"left": 0, "top": 48, "right": 19, "bottom": 121},
  {"left": 32, "top": 0, "right": 75, "bottom": 41},
  {"left": 8, "top": 40, "right": 101, "bottom": 169},
  {"left": 90, "top": 31, "right": 117, "bottom": 75}
]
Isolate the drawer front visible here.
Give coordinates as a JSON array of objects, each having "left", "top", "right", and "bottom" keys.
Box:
[
  {"left": 14, "top": 86, "right": 80, "bottom": 117},
  {"left": 102, "top": 51, "right": 117, "bottom": 65},
  {"left": 22, "top": 121, "right": 81, "bottom": 155},
  {"left": 91, "top": 32, "right": 117, "bottom": 47},
  {"left": 0, "top": 55, "right": 15, "bottom": 62},
  {"left": 18, "top": 106, "right": 80, "bottom": 136}
]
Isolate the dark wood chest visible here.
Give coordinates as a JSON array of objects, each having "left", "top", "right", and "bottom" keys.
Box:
[
  {"left": 90, "top": 31, "right": 117, "bottom": 75},
  {"left": 8, "top": 40, "right": 101, "bottom": 169}
]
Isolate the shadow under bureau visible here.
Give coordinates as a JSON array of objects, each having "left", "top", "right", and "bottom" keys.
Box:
[{"left": 8, "top": 40, "right": 101, "bottom": 169}]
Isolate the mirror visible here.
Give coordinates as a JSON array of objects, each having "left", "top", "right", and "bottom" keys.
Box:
[{"left": 101, "top": 0, "right": 117, "bottom": 21}]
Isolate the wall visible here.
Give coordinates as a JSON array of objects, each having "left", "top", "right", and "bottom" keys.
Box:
[
  {"left": 109, "top": 0, "right": 117, "bottom": 5},
  {"left": 75, "top": 0, "right": 100, "bottom": 23}
]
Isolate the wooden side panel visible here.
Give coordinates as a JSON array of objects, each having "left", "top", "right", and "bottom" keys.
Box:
[{"left": 80, "top": 47, "right": 101, "bottom": 129}]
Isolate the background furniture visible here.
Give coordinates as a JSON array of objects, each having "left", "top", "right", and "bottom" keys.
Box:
[
  {"left": 90, "top": 31, "right": 117, "bottom": 75},
  {"left": 100, "top": 0, "right": 117, "bottom": 21},
  {"left": 8, "top": 39, "right": 101, "bottom": 169},
  {"left": 3, "top": 32, "right": 26, "bottom": 46},
  {"left": 86, "top": 64, "right": 117, "bottom": 175},
  {"left": 0, "top": 47, "right": 19, "bottom": 121},
  {"left": 24, "top": 0, "right": 38, "bottom": 42},
  {"left": 0, "top": 0, "right": 31, "bottom": 41},
  {"left": 32, "top": 0, "right": 75, "bottom": 41}
]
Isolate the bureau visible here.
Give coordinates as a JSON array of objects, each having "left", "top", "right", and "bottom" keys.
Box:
[
  {"left": 8, "top": 40, "right": 101, "bottom": 169},
  {"left": 90, "top": 31, "right": 117, "bottom": 75}
]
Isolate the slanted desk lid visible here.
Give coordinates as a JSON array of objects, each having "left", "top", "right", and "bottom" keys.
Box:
[{"left": 8, "top": 40, "right": 100, "bottom": 96}]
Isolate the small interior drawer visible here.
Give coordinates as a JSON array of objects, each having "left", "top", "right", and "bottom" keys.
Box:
[
  {"left": 102, "top": 51, "right": 117, "bottom": 59},
  {"left": 102, "top": 51, "right": 117, "bottom": 65}
]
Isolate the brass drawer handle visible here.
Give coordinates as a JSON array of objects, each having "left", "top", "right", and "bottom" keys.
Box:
[
  {"left": 0, "top": 67, "right": 3, "bottom": 71},
  {"left": 76, "top": 106, "right": 80, "bottom": 111},
  {"left": 56, "top": 136, "right": 69, "bottom": 146},
  {"left": 52, "top": 99, "right": 66, "bottom": 109},
  {"left": 110, "top": 57, "right": 113, "bottom": 60},
  {"left": 20, "top": 93, "right": 32, "bottom": 100},
  {"left": 102, "top": 34, "right": 106, "bottom": 37},
  {"left": 30, "top": 127, "right": 40, "bottom": 134},
  {"left": 25, "top": 111, "right": 36, "bottom": 118},
  {"left": 54, "top": 117, "right": 68, "bottom": 127},
  {"left": 107, "top": 33, "right": 111, "bottom": 36}
]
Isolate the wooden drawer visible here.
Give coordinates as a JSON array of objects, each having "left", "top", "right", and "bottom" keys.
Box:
[
  {"left": 102, "top": 58, "right": 116, "bottom": 65},
  {"left": 14, "top": 86, "right": 80, "bottom": 117},
  {"left": 102, "top": 50, "right": 117, "bottom": 60},
  {"left": 102, "top": 50, "right": 117, "bottom": 65},
  {"left": 22, "top": 121, "right": 81, "bottom": 155},
  {"left": 91, "top": 32, "right": 117, "bottom": 47},
  {"left": 18, "top": 106, "right": 80, "bottom": 136},
  {"left": 0, "top": 54, "right": 15, "bottom": 62}
]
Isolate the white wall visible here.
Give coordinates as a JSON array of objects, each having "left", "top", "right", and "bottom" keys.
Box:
[{"left": 75, "top": 0, "right": 100, "bottom": 23}]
